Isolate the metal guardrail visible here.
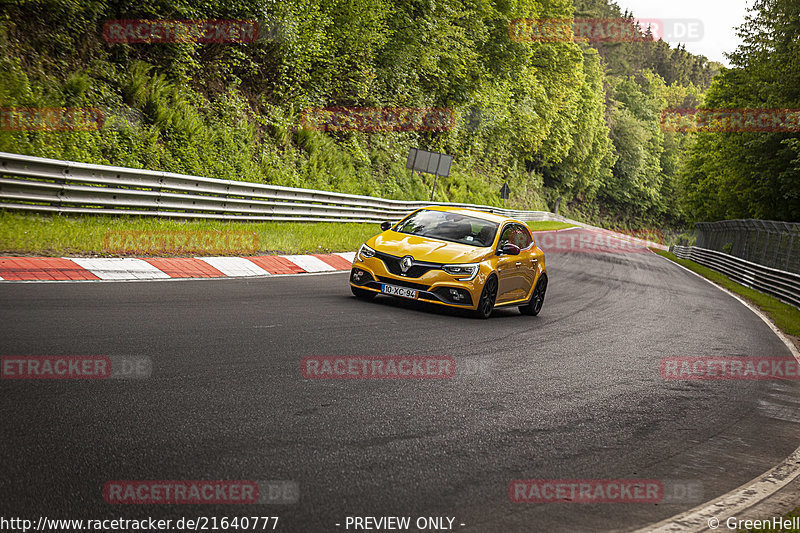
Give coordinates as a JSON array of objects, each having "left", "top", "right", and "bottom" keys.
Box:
[
  {"left": 672, "top": 245, "right": 800, "bottom": 309},
  {"left": 0, "top": 151, "right": 675, "bottom": 253},
  {"left": 696, "top": 219, "right": 800, "bottom": 275},
  {"left": 0, "top": 151, "right": 566, "bottom": 224}
]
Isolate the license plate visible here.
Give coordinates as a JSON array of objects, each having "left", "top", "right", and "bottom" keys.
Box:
[{"left": 381, "top": 284, "right": 418, "bottom": 299}]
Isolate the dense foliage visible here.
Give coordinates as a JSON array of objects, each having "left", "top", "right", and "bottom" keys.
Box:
[
  {"left": 680, "top": 0, "right": 800, "bottom": 222},
  {"left": 0, "top": 0, "right": 725, "bottom": 227}
]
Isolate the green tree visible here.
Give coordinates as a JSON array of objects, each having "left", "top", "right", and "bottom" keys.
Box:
[{"left": 681, "top": 0, "right": 800, "bottom": 221}]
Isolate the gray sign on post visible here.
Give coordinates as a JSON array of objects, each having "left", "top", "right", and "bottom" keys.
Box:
[{"left": 406, "top": 148, "right": 453, "bottom": 201}]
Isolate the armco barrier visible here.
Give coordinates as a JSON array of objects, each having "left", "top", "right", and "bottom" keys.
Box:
[
  {"left": 0, "top": 151, "right": 668, "bottom": 252},
  {"left": 0, "top": 152, "right": 561, "bottom": 223},
  {"left": 672, "top": 245, "right": 800, "bottom": 309}
]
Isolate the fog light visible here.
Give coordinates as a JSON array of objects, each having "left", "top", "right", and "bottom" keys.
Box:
[
  {"left": 449, "top": 288, "right": 465, "bottom": 301},
  {"left": 351, "top": 268, "right": 365, "bottom": 282}
]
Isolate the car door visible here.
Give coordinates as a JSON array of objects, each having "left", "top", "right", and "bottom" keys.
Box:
[
  {"left": 512, "top": 224, "right": 538, "bottom": 299},
  {"left": 495, "top": 224, "right": 519, "bottom": 303}
]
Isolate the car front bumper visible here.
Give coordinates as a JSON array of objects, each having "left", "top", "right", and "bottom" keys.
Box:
[{"left": 349, "top": 256, "right": 488, "bottom": 310}]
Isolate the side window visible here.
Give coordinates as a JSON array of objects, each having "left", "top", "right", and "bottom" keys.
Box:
[
  {"left": 512, "top": 224, "right": 533, "bottom": 249},
  {"left": 498, "top": 225, "right": 514, "bottom": 249},
  {"left": 498, "top": 224, "right": 531, "bottom": 249}
]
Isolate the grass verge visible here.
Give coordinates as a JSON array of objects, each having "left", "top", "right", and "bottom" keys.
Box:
[
  {"left": 0, "top": 211, "right": 575, "bottom": 256},
  {"left": 526, "top": 221, "right": 576, "bottom": 232},
  {"left": 0, "top": 212, "right": 377, "bottom": 256},
  {"left": 654, "top": 250, "right": 800, "bottom": 340}
]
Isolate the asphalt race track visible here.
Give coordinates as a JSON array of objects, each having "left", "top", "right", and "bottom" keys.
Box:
[{"left": 1, "top": 239, "right": 799, "bottom": 532}]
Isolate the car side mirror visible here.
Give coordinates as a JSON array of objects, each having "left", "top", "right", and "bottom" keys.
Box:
[
  {"left": 380, "top": 221, "right": 392, "bottom": 232},
  {"left": 499, "top": 243, "right": 521, "bottom": 256}
]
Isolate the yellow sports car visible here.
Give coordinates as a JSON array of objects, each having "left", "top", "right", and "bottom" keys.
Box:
[{"left": 349, "top": 206, "right": 548, "bottom": 318}]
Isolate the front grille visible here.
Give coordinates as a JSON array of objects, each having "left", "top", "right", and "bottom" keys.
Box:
[
  {"left": 375, "top": 276, "right": 430, "bottom": 291},
  {"left": 374, "top": 251, "right": 441, "bottom": 278}
]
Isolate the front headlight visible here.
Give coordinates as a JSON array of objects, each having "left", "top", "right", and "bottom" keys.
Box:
[
  {"left": 357, "top": 244, "right": 376, "bottom": 261},
  {"left": 443, "top": 263, "right": 480, "bottom": 281}
]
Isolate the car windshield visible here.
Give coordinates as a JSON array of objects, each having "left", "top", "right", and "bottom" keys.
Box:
[{"left": 394, "top": 210, "right": 499, "bottom": 247}]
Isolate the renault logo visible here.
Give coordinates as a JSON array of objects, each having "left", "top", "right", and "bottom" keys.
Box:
[{"left": 400, "top": 256, "right": 414, "bottom": 274}]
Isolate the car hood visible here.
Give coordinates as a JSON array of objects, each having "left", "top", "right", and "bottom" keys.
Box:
[{"left": 370, "top": 231, "right": 491, "bottom": 264}]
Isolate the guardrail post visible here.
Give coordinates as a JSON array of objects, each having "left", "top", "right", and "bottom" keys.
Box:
[
  {"left": 58, "top": 164, "right": 70, "bottom": 211},
  {"left": 155, "top": 173, "right": 164, "bottom": 214}
]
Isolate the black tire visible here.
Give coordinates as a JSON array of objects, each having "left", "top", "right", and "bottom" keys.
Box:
[
  {"left": 474, "top": 275, "right": 498, "bottom": 319},
  {"left": 519, "top": 275, "right": 547, "bottom": 316},
  {"left": 351, "top": 286, "right": 376, "bottom": 301}
]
